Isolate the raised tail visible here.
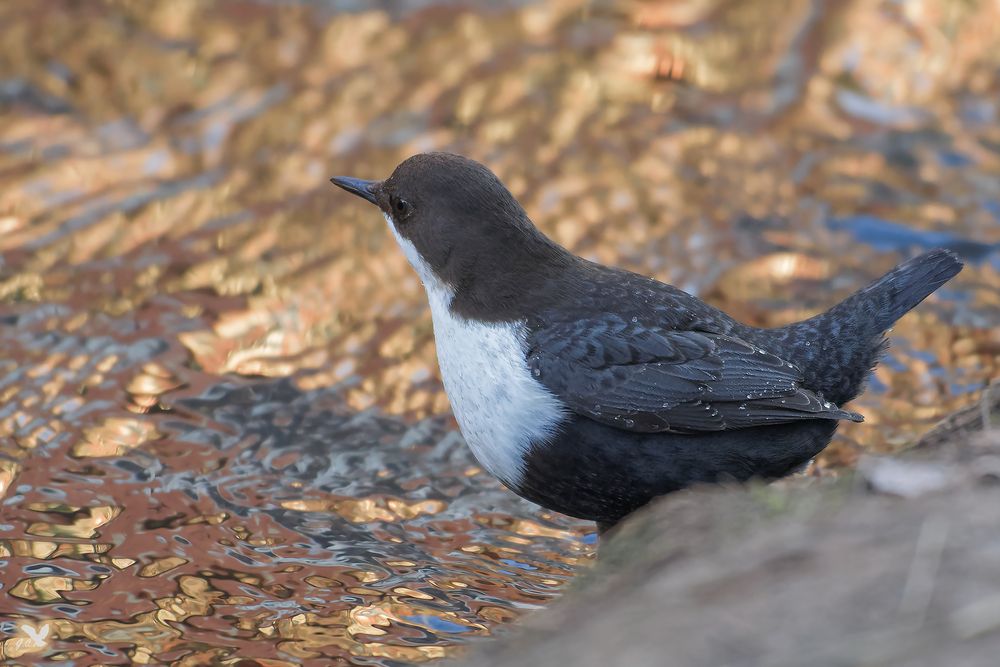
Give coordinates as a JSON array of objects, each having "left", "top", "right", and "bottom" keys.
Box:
[
  {"left": 777, "top": 249, "right": 963, "bottom": 404},
  {"left": 842, "top": 248, "right": 964, "bottom": 334}
]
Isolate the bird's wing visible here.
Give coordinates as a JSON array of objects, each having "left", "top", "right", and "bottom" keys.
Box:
[{"left": 526, "top": 315, "right": 863, "bottom": 433}]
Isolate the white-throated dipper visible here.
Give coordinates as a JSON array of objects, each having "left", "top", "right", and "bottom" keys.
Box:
[{"left": 331, "top": 153, "right": 963, "bottom": 532}]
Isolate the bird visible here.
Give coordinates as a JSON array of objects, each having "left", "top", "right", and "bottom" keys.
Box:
[{"left": 330, "top": 152, "right": 963, "bottom": 533}]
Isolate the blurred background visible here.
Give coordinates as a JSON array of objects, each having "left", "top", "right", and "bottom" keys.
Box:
[{"left": 0, "top": 0, "right": 998, "bottom": 664}]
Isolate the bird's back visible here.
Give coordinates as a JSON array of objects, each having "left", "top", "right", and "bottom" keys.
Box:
[{"left": 535, "top": 249, "right": 962, "bottom": 409}]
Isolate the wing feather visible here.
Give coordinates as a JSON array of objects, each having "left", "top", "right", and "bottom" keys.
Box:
[{"left": 527, "top": 315, "right": 862, "bottom": 434}]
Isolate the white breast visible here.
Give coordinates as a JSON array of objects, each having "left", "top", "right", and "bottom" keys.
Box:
[{"left": 384, "top": 215, "right": 566, "bottom": 486}]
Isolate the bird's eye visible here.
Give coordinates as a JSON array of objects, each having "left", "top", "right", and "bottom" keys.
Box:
[{"left": 391, "top": 196, "right": 411, "bottom": 218}]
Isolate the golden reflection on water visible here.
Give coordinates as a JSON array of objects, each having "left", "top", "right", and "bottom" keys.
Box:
[{"left": 1, "top": 0, "right": 999, "bottom": 663}]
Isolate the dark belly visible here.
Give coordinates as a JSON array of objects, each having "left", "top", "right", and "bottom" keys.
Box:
[{"left": 513, "top": 416, "right": 839, "bottom": 525}]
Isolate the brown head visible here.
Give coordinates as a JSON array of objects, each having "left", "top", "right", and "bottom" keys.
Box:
[{"left": 331, "top": 153, "right": 572, "bottom": 318}]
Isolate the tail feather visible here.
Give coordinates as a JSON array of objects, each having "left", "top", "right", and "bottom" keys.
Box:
[
  {"left": 777, "top": 248, "right": 963, "bottom": 404},
  {"left": 849, "top": 248, "right": 964, "bottom": 334}
]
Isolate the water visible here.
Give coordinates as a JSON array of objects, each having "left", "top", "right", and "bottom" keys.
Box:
[{"left": 1, "top": 0, "right": 998, "bottom": 663}]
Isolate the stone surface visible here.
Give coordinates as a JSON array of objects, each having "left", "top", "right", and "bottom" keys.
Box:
[{"left": 462, "top": 385, "right": 1000, "bottom": 667}]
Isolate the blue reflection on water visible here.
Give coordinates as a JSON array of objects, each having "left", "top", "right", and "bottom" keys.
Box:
[
  {"left": 828, "top": 215, "right": 999, "bottom": 265},
  {"left": 404, "top": 614, "right": 474, "bottom": 634}
]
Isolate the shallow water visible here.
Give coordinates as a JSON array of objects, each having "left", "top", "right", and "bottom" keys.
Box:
[{"left": 1, "top": 0, "right": 998, "bottom": 664}]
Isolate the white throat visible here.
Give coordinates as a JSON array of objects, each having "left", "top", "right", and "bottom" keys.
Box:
[{"left": 383, "top": 214, "right": 565, "bottom": 486}]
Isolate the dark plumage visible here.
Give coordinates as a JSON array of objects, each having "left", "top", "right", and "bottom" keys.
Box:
[{"left": 331, "top": 153, "right": 964, "bottom": 529}]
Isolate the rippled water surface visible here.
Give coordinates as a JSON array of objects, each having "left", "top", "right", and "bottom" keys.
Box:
[{"left": 1, "top": 0, "right": 999, "bottom": 663}]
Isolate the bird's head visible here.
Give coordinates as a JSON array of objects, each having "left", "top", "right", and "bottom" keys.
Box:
[{"left": 331, "top": 153, "right": 567, "bottom": 308}]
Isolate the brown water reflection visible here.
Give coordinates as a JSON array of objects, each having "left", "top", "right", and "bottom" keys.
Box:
[{"left": 1, "top": 0, "right": 998, "bottom": 663}]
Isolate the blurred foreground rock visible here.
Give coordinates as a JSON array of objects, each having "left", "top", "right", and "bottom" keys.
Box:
[{"left": 462, "top": 383, "right": 1000, "bottom": 667}]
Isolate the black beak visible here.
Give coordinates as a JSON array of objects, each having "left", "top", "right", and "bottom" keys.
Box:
[{"left": 329, "top": 176, "right": 379, "bottom": 205}]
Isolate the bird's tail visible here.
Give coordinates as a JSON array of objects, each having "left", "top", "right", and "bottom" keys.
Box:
[
  {"left": 779, "top": 248, "right": 963, "bottom": 404},
  {"left": 834, "top": 248, "right": 964, "bottom": 334}
]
